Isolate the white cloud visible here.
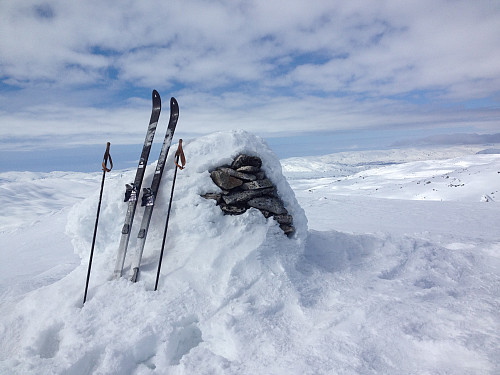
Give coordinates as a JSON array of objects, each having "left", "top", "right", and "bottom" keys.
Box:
[
  {"left": 0, "top": 0, "right": 499, "bottom": 150},
  {"left": 392, "top": 132, "right": 500, "bottom": 147},
  {"left": 1, "top": 90, "right": 498, "bottom": 151}
]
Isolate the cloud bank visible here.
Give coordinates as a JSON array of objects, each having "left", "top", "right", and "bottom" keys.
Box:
[
  {"left": 1, "top": 0, "right": 499, "bottom": 150},
  {"left": 393, "top": 132, "right": 500, "bottom": 147}
]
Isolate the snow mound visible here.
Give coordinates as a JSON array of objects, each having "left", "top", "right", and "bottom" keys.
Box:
[{"left": 67, "top": 129, "right": 307, "bottom": 269}]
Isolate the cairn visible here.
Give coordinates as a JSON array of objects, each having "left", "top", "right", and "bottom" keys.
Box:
[{"left": 202, "top": 154, "right": 294, "bottom": 235}]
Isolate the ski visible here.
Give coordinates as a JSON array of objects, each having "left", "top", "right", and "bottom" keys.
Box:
[
  {"left": 129, "top": 97, "right": 179, "bottom": 282},
  {"left": 113, "top": 90, "right": 161, "bottom": 279}
]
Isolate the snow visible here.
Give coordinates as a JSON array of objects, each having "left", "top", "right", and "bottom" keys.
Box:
[{"left": 1, "top": 130, "right": 500, "bottom": 374}]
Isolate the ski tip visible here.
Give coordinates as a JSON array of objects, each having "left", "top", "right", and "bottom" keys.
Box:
[
  {"left": 152, "top": 90, "right": 161, "bottom": 110},
  {"left": 170, "top": 97, "right": 178, "bottom": 111}
]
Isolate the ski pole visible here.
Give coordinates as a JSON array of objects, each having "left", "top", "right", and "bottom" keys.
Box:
[
  {"left": 84, "top": 142, "right": 113, "bottom": 304},
  {"left": 155, "top": 139, "right": 185, "bottom": 291}
]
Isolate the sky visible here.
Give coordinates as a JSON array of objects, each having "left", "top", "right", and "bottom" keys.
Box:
[{"left": 1, "top": 0, "right": 500, "bottom": 171}]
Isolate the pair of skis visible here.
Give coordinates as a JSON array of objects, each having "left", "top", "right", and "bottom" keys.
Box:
[{"left": 113, "top": 90, "right": 179, "bottom": 283}]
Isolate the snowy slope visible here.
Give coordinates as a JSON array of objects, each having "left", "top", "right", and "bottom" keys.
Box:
[
  {"left": 0, "top": 171, "right": 98, "bottom": 231},
  {"left": 1, "top": 133, "right": 499, "bottom": 374},
  {"left": 285, "top": 153, "right": 500, "bottom": 202},
  {"left": 282, "top": 145, "right": 489, "bottom": 179}
]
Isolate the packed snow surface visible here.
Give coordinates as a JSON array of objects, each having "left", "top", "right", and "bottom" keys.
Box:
[{"left": 1, "top": 131, "right": 499, "bottom": 374}]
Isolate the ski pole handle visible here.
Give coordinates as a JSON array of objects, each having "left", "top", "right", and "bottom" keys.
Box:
[
  {"left": 102, "top": 142, "right": 113, "bottom": 172},
  {"left": 174, "top": 139, "right": 185, "bottom": 169}
]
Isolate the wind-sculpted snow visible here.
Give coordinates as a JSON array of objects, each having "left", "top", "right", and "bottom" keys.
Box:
[
  {"left": 1, "top": 137, "right": 500, "bottom": 374},
  {"left": 0, "top": 171, "right": 97, "bottom": 231}
]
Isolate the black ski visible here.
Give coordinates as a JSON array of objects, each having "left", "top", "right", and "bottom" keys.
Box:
[
  {"left": 129, "top": 97, "right": 179, "bottom": 282},
  {"left": 113, "top": 90, "right": 161, "bottom": 278}
]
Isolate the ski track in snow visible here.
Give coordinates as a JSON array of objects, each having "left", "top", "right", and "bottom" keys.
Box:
[{"left": 1, "top": 135, "right": 499, "bottom": 374}]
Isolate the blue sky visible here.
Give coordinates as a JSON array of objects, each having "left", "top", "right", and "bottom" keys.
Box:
[{"left": 1, "top": 0, "right": 500, "bottom": 171}]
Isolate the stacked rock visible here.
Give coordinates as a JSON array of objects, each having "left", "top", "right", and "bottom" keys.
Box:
[{"left": 202, "top": 154, "right": 294, "bottom": 235}]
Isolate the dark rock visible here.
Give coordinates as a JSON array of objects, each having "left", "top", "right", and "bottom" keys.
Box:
[
  {"left": 236, "top": 165, "right": 260, "bottom": 173},
  {"left": 222, "top": 188, "right": 274, "bottom": 205},
  {"left": 274, "top": 214, "right": 293, "bottom": 225},
  {"left": 221, "top": 205, "right": 247, "bottom": 215},
  {"left": 255, "top": 171, "right": 266, "bottom": 180},
  {"left": 279, "top": 224, "right": 295, "bottom": 235},
  {"left": 218, "top": 167, "right": 256, "bottom": 181},
  {"left": 232, "top": 154, "right": 262, "bottom": 169},
  {"left": 241, "top": 179, "right": 273, "bottom": 190},
  {"left": 247, "top": 196, "right": 287, "bottom": 215},
  {"left": 203, "top": 153, "right": 294, "bottom": 235},
  {"left": 210, "top": 169, "right": 243, "bottom": 190},
  {"left": 260, "top": 210, "right": 272, "bottom": 218}
]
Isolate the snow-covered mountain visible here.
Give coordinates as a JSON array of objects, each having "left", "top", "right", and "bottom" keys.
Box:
[{"left": 1, "top": 132, "right": 499, "bottom": 374}]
